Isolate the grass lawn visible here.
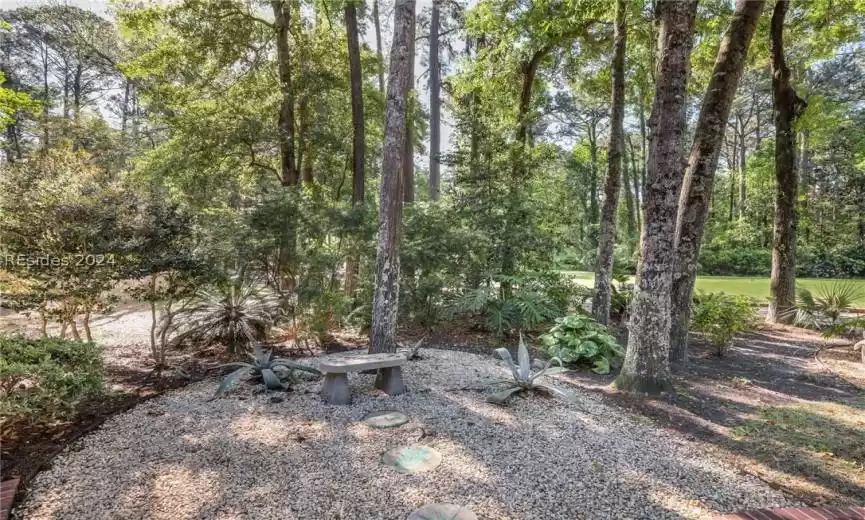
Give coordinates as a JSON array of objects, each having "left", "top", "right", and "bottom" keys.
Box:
[{"left": 563, "top": 271, "right": 865, "bottom": 306}]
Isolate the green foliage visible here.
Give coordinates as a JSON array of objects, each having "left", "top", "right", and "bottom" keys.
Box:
[
  {"left": 486, "top": 333, "right": 574, "bottom": 406},
  {"left": 0, "top": 71, "right": 40, "bottom": 131},
  {"left": 215, "top": 343, "right": 320, "bottom": 397},
  {"left": 447, "top": 272, "right": 585, "bottom": 336},
  {"left": 0, "top": 336, "right": 103, "bottom": 431},
  {"left": 539, "top": 314, "right": 624, "bottom": 374},
  {"left": 172, "top": 277, "right": 282, "bottom": 355},
  {"left": 698, "top": 247, "right": 772, "bottom": 276},
  {"left": 792, "top": 283, "right": 864, "bottom": 335},
  {"left": 690, "top": 292, "right": 758, "bottom": 356}
]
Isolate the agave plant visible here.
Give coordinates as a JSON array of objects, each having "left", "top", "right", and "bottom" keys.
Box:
[
  {"left": 487, "top": 333, "right": 574, "bottom": 405},
  {"left": 215, "top": 344, "right": 321, "bottom": 396},
  {"left": 172, "top": 277, "right": 283, "bottom": 355}
]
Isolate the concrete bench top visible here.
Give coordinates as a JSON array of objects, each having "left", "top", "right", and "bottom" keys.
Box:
[{"left": 319, "top": 353, "right": 407, "bottom": 373}]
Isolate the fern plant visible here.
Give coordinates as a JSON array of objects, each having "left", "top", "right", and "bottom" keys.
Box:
[
  {"left": 447, "top": 278, "right": 561, "bottom": 336},
  {"left": 487, "top": 333, "right": 574, "bottom": 405},
  {"left": 215, "top": 344, "right": 320, "bottom": 396}
]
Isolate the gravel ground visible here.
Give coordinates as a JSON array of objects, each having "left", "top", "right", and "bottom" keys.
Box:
[{"left": 14, "top": 349, "right": 795, "bottom": 520}]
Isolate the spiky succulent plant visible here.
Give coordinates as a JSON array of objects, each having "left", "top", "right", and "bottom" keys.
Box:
[
  {"left": 487, "top": 333, "right": 574, "bottom": 405},
  {"left": 215, "top": 344, "right": 321, "bottom": 396}
]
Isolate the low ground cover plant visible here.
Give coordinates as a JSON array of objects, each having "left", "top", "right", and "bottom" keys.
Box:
[{"left": 0, "top": 335, "right": 103, "bottom": 433}]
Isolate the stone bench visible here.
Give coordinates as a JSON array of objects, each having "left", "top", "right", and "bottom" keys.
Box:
[{"left": 319, "top": 353, "right": 407, "bottom": 405}]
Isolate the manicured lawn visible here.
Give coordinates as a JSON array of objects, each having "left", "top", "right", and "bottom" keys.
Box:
[{"left": 563, "top": 271, "right": 865, "bottom": 306}]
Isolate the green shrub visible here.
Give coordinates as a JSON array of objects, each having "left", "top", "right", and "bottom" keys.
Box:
[
  {"left": 539, "top": 314, "right": 624, "bottom": 374},
  {"left": 697, "top": 247, "right": 772, "bottom": 276},
  {"left": 0, "top": 336, "right": 103, "bottom": 430},
  {"left": 792, "top": 283, "right": 864, "bottom": 336},
  {"left": 447, "top": 271, "right": 589, "bottom": 336},
  {"left": 690, "top": 292, "right": 757, "bottom": 356}
]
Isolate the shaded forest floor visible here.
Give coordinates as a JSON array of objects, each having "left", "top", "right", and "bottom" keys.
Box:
[{"left": 563, "top": 325, "right": 865, "bottom": 507}]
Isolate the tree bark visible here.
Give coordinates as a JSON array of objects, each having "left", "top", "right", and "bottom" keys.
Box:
[
  {"left": 615, "top": 0, "right": 698, "bottom": 394},
  {"left": 737, "top": 116, "right": 747, "bottom": 217},
  {"left": 370, "top": 0, "right": 415, "bottom": 354},
  {"left": 767, "top": 0, "right": 805, "bottom": 324},
  {"left": 428, "top": 0, "right": 441, "bottom": 201},
  {"left": 623, "top": 138, "right": 636, "bottom": 242},
  {"left": 272, "top": 0, "right": 298, "bottom": 186},
  {"left": 588, "top": 123, "right": 599, "bottom": 229},
  {"left": 345, "top": 0, "right": 365, "bottom": 298},
  {"left": 372, "top": 0, "right": 385, "bottom": 95},
  {"left": 403, "top": 30, "right": 416, "bottom": 204},
  {"left": 668, "top": 0, "right": 765, "bottom": 366},
  {"left": 592, "top": 0, "right": 627, "bottom": 326},
  {"left": 628, "top": 135, "right": 642, "bottom": 233},
  {"left": 346, "top": 1, "right": 365, "bottom": 203}
]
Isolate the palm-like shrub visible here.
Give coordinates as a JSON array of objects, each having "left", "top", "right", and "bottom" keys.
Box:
[
  {"left": 215, "top": 344, "right": 320, "bottom": 396},
  {"left": 487, "top": 334, "right": 574, "bottom": 405},
  {"left": 539, "top": 314, "right": 624, "bottom": 374},
  {"left": 172, "top": 278, "right": 282, "bottom": 355},
  {"left": 791, "top": 283, "right": 863, "bottom": 333}
]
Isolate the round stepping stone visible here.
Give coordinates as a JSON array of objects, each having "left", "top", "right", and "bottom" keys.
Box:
[
  {"left": 363, "top": 410, "right": 410, "bottom": 428},
  {"left": 382, "top": 445, "right": 442, "bottom": 474},
  {"left": 407, "top": 504, "right": 477, "bottom": 520}
]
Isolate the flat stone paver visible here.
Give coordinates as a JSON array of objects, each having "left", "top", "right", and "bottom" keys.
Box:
[
  {"left": 407, "top": 503, "right": 478, "bottom": 520},
  {"left": 382, "top": 445, "right": 442, "bottom": 474}
]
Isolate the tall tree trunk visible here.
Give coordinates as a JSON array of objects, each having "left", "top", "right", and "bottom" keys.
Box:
[
  {"left": 729, "top": 132, "right": 737, "bottom": 221},
  {"left": 628, "top": 135, "right": 642, "bottom": 233},
  {"left": 767, "top": 0, "right": 805, "bottom": 324},
  {"left": 370, "top": 0, "right": 416, "bottom": 354},
  {"left": 737, "top": 117, "right": 747, "bottom": 217},
  {"left": 346, "top": 1, "right": 365, "bottom": 202},
  {"left": 638, "top": 92, "right": 648, "bottom": 193},
  {"left": 403, "top": 33, "right": 416, "bottom": 204},
  {"left": 592, "top": 0, "right": 627, "bottom": 325},
  {"left": 799, "top": 129, "right": 811, "bottom": 241},
  {"left": 428, "top": 0, "right": 441, "bottom": 201},
  {"left": 72, "top": 63, "right": 83, "bottom": 151},
  {"left": 345, "top": 0, "right": 365, "bottom": 298},
  {"left": 588, "top": 123, "right": 599, "bottom": 228},
  {"left": 668, "top": 0, "right": 765, "bottom": 366},
  {"left": 272, "top": 0, "right": 298, "bottom": 186},
  {"left": 623, "top": 138, "right": 636, "bottom": 242},
  {"left": 372, "top": 0, "right": 385, "bottom": 95},
  {"left": 615, "top": 0, "right": 698, "bottom": 394}
]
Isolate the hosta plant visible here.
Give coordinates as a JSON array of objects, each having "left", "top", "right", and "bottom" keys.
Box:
[
  {"left": 487, "top": 334, "right": 574, "bottom": 405},
  {"left": 215, "top": 344, "right": 321, "bottom": 396},
  {"left": 539, "top": 314, "right": 624, "bottom": 374}
]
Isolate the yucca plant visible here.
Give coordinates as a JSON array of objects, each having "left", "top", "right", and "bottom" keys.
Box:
[
  {"left": 172, "top": 277, "right": 282, "bottom": 355},
  {"left": 487, "top": 333, "right": 574, "bottom": 405},
  {"left": 215, "top": 344, "right": 321, "bottom": 396}
]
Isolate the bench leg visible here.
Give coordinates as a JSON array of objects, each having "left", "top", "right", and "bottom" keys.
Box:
[
  {"left": 321, "top": 373, "right": 351, "bottom": 405},
  {"left": 374, "top": 366, "right": 405, "bottom": 395}
]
